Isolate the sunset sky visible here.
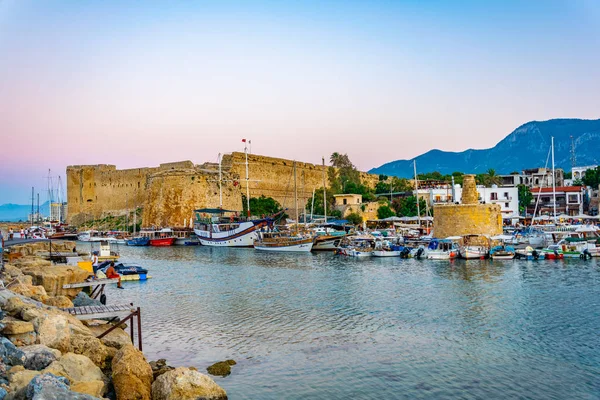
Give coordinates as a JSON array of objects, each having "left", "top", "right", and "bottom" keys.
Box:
[{"left": 1, "top": 0, "right": 599, "bottom": 204}]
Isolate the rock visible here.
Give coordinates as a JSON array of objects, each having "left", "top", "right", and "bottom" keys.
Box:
[
  {"left": 69, "top": 381, "right": 105, "bottom": 398},
  {"left": 0, "top": 387, "right": 6, "bottom": 399},
  {"left": 5, "top": 332, "right": 36, "bottom": 347},
  {"left": 206, "top": 360, "right": 236, "bottom": 377},
  {"left": 151, "top": 368, "right": 227, "bottom": 400},
  {"left": 20, "top": 346, "right": 61, "bottom": 371},
  {"left": 149, "top": 359, "right": 174, "bottom": 380},
  {"left": 7, "top": 283, "right": 47, "bottom": 302},
  {"left": 0, "top": 338, "right": 25, "bottom": 366},
  {"left": 7, "top": 366, "right": 41, "bottom": 394},
  {"left": 42, "top": 296, "right": 73, "bottom": 309},
  {"left": 32, "top": 314, "right": 71, "bottom": 353},
  {"left": 43, "top": 353, "right": 106, "bottom": 395},
  {"left": 69, "top": 335, "right": 111, "bottom": 370},
  {"left": 72, "top": 293, "right": 102, "bottom": 308},
  {"left": 21, "top": 266, "right": 89, "bottom": 298},
  {"left": 112, "top": 344, "right": 153, "bottom": 400},
  {"left": 88, "top": 326, "right": 130, "bottom": 350},
  {"left": 25, "top": 373, "right": 72, "bottom": 399},
  {"left": 2, "top": 322, "right": 34, "bottom": 336},
  {"left": 3, "top": 298, "right": 27, "bottom": 318}
]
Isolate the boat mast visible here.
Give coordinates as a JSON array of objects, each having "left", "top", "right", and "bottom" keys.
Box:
[
  {"left": 551, "top": 136, "right": 557, "bottom": 222},
  {"left": 294, "top": 161, "right": 298, "bottom": 235},
  {"left": 322, "top": 156, "right": 327, "bottom": 223},
  {"left": 414, "top": 160, "right": 420, "bottom": 225},
  {"left": 245, "top": 143, "right": 250, "bottom": 217},
  {"left": 311, "top": 188, "right": 315, "bottom": 221},
  {"left": 218, "top": 153, "right": 223, "bottom": 208}
]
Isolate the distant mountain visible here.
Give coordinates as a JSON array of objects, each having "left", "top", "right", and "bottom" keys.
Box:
[
  {"left": 370, "top": 119, "right": 600, "bottom": 177},
  {"left": 0, "top": 202, "right": 50, "bottom": 222}
]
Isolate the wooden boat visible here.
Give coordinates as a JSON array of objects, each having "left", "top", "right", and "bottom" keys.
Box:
[
  {"left": 254, "top": 232, "right": 313, "bottom": 252},
  {"left": 312, "top": 234, "right": 345, "bottom": 251},
  {"left": 459, "top": 235, "right": 490, "bottom": 259}
]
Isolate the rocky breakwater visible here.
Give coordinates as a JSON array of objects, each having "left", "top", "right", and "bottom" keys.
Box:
[{"left": 0, "top": 243, "right": 228, "bottom": 400}]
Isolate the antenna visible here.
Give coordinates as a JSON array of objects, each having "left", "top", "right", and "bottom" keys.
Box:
[{"left": 570, "top": 135, "right": 576, "bottom": 169}]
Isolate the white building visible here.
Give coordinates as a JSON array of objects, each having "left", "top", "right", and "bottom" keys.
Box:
[
  {"left": 417, "top": 184, "right": 520, "bottom": 219},
  {"left": 572, "top": 165, "right": 598, "bottom": 181}
]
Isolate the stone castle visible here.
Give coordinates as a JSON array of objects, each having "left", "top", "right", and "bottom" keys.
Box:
[
  {"left": 433, "top": 174, "right": 502, "bottom": 238},
  {"left": 67, "top": 152, "right": 379, "bottom": 227}
]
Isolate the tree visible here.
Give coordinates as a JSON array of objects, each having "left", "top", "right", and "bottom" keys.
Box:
[
  {"left": 582, "top": 166, "right": 600, "bottom": 188},
  {"left": 377, "top": 205, "right": 395, "bottom": 219},
  {"left": 304, "top": 187, "right": 337, "bottom": 218},
  {"left": 248, "top": 195, "right": 284, "bottom": 217},
  {"left": 486, "top": 169, "right": 501, "bottom": 186},
  {"left": 392, "top": 196, "right": 427, "bottom": 217},
  {"left": 517, "top": 184, "right": 533, "bottom": 215},
  {"left": 346, "top": 212, "right": 363, "bottom": 226}
]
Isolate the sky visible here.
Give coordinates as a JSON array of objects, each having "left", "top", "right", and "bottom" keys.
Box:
[{"left": 1, "top": 0, "right": 599, "bottom": 204}]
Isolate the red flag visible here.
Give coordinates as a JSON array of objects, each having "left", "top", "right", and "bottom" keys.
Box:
[{"left": 242, "top": 139, "right": 246, "bottom": 142}]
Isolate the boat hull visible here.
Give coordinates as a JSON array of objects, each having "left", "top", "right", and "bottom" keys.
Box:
[
  {"left": 127, "top": 237, "right": 150, "bottom": 246},
  {"left": 312, "top": 237, "right": 343, "bottom": 251},
  {"left": 254, "top": 241, "right": 313, "bottom": 252},
  {"left": 194, "top": 220, "right": 267, "bottom": 247},
  {"left": 149, "top": 237, "right": 176, "bottom": 246},
  {"left": 372, "top": 250, "right": 402, "bottom": 257}
]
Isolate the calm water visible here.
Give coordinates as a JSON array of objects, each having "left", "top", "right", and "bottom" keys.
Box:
[{"left": 85, "top": 244, "right": 600, "bottom": 399}]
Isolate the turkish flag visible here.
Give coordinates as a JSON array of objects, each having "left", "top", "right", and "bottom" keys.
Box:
[{"left": 242, "top": 139, "right": 246, "bottom": 142}]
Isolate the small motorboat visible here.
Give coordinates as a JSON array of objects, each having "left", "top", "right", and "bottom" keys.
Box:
[
  {"left": 490, "top": 245, "right": 516, "bottom": 260},
  {"left": 97, "top": 262, "right": 150, "bottom": 281},
  {"left": 127, "top": 237, "right": 150, "bottom": 246}
]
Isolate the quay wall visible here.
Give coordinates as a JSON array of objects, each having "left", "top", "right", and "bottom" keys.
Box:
[{"left": 67, "top": 153, "right": 379, "bottom": 227}]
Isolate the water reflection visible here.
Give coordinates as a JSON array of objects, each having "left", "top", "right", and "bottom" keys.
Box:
[{"left": 80, "top": 243, "right": 600, "bottom": 400}]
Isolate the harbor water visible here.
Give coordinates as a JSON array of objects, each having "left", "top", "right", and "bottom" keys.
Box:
[{"left": 92, "top": 244, "right": 600, "bottom": 399}]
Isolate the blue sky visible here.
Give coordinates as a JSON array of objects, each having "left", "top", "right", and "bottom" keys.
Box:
[{"left": 0, "top": 0, "right": 599, "bottom": 204}]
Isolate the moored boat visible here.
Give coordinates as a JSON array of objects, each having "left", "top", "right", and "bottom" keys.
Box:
[
  {"left": 126, "top": 237, "right": 150, "bottom": 246},
  {"left": 149, "top": 237, "right": 176, "bottom": 246},
  {"left": 490, "top": 245, "right": 516, "bottom": 260},
  {"left": 254, "top": 231, "right": 314, "bottom": 252},
  {"left": 426, "top": 239, "right": 459, "bottom": 260}
]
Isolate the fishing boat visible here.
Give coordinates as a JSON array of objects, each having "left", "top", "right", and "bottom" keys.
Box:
[
  {"left": 372, "top": 237, "right": 406, "bottom": 257},
  {"left": 254, "top": 231, "right": 314, "bottom": 252},
  {"left": 312, "top": 235, "right": 345, "bottom": 251},
  {"left": 126, "top": 237, "right": 150, "bottom": 246},
  {"left": 426, "top": 239, "right": 459, "bottom": 260},
  {"left": 254, "top": 161, "right": 314, "bottom": 252},
  {"left": 78, "top": 230, "right": 118, "bottom": 242},
  {"left": 515, "top": 246, "right": 545, "bottom": 260},
  {"left": 489, "top": 245, "right": 516, "bottom": 260},
  {"left": 459, "top": 235, "right": 490, "bottom": 259},
  {"left": 97, "top": 261, "right": 150, "bottom": 281},
  {"left": 147, "top": 228, "right": 176, "bottom": 246},
  {"left": 336, "top": 235, "right": 375, "bottom": 257}
]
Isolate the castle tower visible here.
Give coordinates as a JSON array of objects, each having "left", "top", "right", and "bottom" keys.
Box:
[{"left": 461, "top": 174, "right": 479, "bottom": 205}]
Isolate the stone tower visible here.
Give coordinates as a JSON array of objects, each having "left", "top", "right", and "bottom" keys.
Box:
[{"left": 432, "top": 175, "right": 502, "bottom": 238}]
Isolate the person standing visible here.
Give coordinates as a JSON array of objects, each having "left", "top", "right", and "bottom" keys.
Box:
[
  {"left": 91, "top": 251, "right": 99, "bottom": 274},
  {"left": 20, "top": 228, "right": 24, "bottom": 239}
]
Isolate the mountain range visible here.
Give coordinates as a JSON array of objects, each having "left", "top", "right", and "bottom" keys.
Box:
[
  {"left": 370, "top": 119, "right": 600, "bottom": 177},
  {"left": 0, "top": 202, "right": 50, "bottom": 222}
]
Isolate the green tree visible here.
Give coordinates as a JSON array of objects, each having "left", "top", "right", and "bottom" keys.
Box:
[
  {"left": 304, "top": 187, "right": 337, "bottom": 218},
  {"left": 248, "top": 195, "right": 284, "bottom": 217},
  {"left": 573, "top": 178, "right": 584, "bottom": 186},
  {"left": 346, "top": 212, "right": 363, "bottom": 226},
  {"left": 377, "top": 205, "right": 395, "bottom": 219},
  {"left": 517, "top": 184, "right": 533, "bottom": 215},
  {"left": 582, "top": 166, "right": 600, "bottom": 187},
  {"left": 392, "top": 196, "right": 427, "bottom": 217},
  {"left": 486, "top": 169, "right": 501, "bottom": 186}
]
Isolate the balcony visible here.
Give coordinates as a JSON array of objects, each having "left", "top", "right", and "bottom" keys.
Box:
[{"left": 489, "top": 196, "right": 512, "bottom": 202}]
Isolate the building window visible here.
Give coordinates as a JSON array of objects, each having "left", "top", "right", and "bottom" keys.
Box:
[
  {"left": 435, "top": 195, "right": 441, "bottom": 202},
  {"left": 504, "top": 192, "right": 509, "bottom": 199},
  {"left": 567, "top": 194, "right": 578, "bottom": 203},
  {"left": 343, "top": 199, "right": 347, "bottom": 205},
  {"left": 357, "top": 199, "right": 360, "bottom": 204},
  {"left": 491, "top": 193, "right": 498, "bottom": 200},
  {"left": 505, "top": 202, "right": 509, "bottom": 208}
]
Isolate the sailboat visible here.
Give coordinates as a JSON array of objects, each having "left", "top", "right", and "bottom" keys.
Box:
[
  {"left": 194, "top": 147, "right": 272, "bottom": 247},
  {"left": 254, "top": 161, "right": 314, "bottom": 252}
]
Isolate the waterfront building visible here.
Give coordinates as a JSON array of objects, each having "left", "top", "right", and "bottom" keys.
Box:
[
  {"left": 528, "top": 186, "right": 586, "bottom": 216},
  {"left": 418, "top": 185, "right": 519, "bottom": 220},
  {"left": 498, "top": 168, "right": 564, "bottom": 188},
  {"left": 333, "top": 194, "right": 362, "bottom": 206},
  {"left": 572, "top": 165, "right": 598, "bottom": 181}
]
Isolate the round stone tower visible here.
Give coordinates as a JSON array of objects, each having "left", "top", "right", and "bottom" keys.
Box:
[{"left": 461, "top": 174, "right": 479, "bottom": 205}]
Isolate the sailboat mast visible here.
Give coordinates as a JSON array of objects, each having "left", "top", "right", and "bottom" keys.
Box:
[
  {"left": 322, "top": 157, "right": 327, "bottom": 223},
  {"left": 311, "top": 188, "right": 315, "bottom": 220},
  {"left": 245, "top": 143, "right": 250, "bottom": 217},
  {"left": 414, "top": 160, "right": 420, "bottom": 224},
  {"left": 218, "top": 153, "right": 223, "bottom": 208},
  {"left": 551, "top": 136, "right": 557, "bottom": 221},
  {"left": 294, "top": 161, "right": 298, "bottom": 234}
]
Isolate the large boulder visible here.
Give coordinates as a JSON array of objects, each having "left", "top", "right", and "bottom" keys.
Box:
[
  {"left": 149, "top": 359, "right": 174, "bottom": 380},
  {"left": 32, "top": 314, "right": 71, "bottom": 353},
  {"left": 88, "top": 326, "right": 130, "bottom": 350},
  {"left": 7, "top": 365, "right": 41, "bottom": 394},
  {"left": 3, "top": 298, "right": 27, "bottom": 318},
  {"left": 0, "top": 338, "right": 25, "bottom": 367},
  {"left": 25, "top": 372, "right": 100, "bottom": 399},
  {"left": 2, "top": 322, "right": 34, "bottom": 336},
  {"left": 112, "top": 344, "right": 153, "bottom": 400},
  {"left": 20, "top": 345, "right": 61, "bottom": 371},
  {"left": 42, "top": 296, "right": 74, "bottom": 309},
  {"left": 69, "top": 335, "right": 111, "bottom": 370},
  {"left": 72, "top": 293, "right": 102, "bottom": 308},
  {"left": 21, "top": 266, "right": 89, "bottom": 298},
  {"left": 206, "top": 360, "right": 236, "bottom": 377},
  {"left": 151, "top": 368, "right": 227, "bottom": 400},
  {"left": 43, "top": 353, "right": 107, "bottom": 397}
]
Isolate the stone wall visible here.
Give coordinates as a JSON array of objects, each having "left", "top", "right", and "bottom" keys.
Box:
[
  {"left": 67, "top": 153, "right": 380, "bottom": 227},
  {"left": 433, "top": 204, "right": 502, "bottom": 238}
]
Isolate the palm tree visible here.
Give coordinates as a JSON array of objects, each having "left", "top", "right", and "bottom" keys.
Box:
[
  {"left": 486, "top": 169, "right": 501, "bottom": 186},
  {"left": 329, "top": 152, "right": 340, "bottom": 166}
]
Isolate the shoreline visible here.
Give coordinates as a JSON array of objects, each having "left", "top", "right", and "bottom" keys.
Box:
[{"left": 0, "top": 241, "right": 228, "bottom": 400}]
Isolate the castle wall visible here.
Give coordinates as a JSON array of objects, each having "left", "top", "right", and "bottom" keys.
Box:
[{"left": 67, "top": 153, "right": 380, "bottom": 227}]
